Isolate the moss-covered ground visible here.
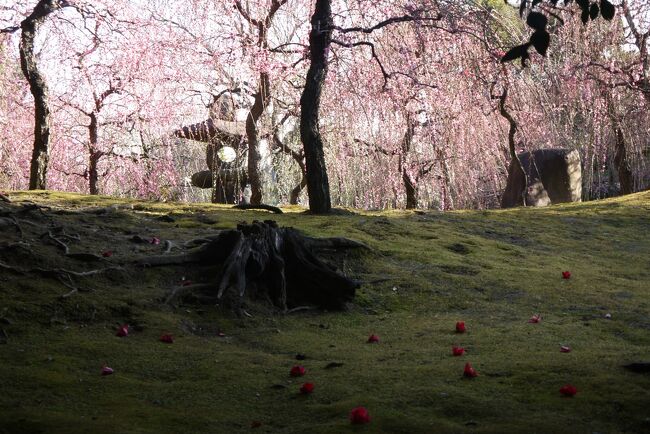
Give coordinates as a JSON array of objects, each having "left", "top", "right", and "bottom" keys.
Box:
[{"left": 1, "top": 191, "right": 649, "bottom": 433}]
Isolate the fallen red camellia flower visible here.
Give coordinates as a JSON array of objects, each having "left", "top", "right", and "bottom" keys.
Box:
[
  {"left": 560, "top": 345, "right": 571, "bottom": 353},
  {"left": 217, "top": 331, "right": 226, "bottom": 337},
  {"left": 463, "top": 362, "right": 478, "bottom": 378},
  {"left": 102, "top": 250, "right": 113, "bottom": 258},
  {"left": 116, "top": 324, "right": 129, "bottom": 337},
  {"left": 160, "top": 334, "right": 174, "bottom": 344},
  {"left": 349, "top": 406, "right": 370, "bottom": 424},
  {"left": 560, "top": 384, "right": 577, "bottom": 397},
  {"left": 150, "top": 237, "right": 161, "bottom": 245},
  {"left": 290, "top": 365, "right": 306, "bottom": 377},
  {"left": 562, "top": 271, "right": 571, "bottom": 279},
  {"left": 300, "top": 382, "right": 315, "bottom": 394},
  {"left": 181, "top": 280, "right": 193, "bottom": 287},
  {"left": 101, "top": 365, "right": 114, "bottom": 376},
  {"left": 528, "top": 314, "right": 541, "bottom": 323},
  {"left": 456, "top": 321, "right": 466, "bottom": 333},
  {"left": 367, "top": 334, "right": 380, "bottom": 343},
  {"left": 452, "top": 346, "right": 465, "bottom": 356}
]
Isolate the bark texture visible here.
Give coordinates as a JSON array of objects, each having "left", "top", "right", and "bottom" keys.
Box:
[
  {"left": 300, "top": 0, "right": 333, "bottom": 214},
  {"left": 400, "top": 114, "right": 418, "bottom": 209},
  {"left": 498, "top": 88, "right": 527, "bottom": 207},
  {"left": 614, "top": 127, "right": 634, "bottom": 195},
  {"left": 20, "top": 1, "right": 65, "bottom": 190},
  {"left": 246, "top": 73, "right": 270, "bottom": 205}
]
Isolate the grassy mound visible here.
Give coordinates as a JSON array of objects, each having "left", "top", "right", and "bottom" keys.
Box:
[{"left": 1, "top": 191, "right": 649, "bottom": 433}]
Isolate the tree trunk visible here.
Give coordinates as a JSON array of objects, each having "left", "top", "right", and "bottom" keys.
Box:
[
  {"left": 403, "top": 171, "right": 418, "bottom": 209},
  {"left": 289, "top": 175, "right": 307, "bottom": 205},
  {"left": 614, "top": 127, "right": 634, "bottom": 195},
  {"left": 437, "top": 148, "right": 454, "bottom": 210},
  {"left": 20, "top": 1, "right": 63, "bottom": 190},
  {"left": 400, "top": 113, "right": 417, "bottom": 209},
  {"left": 498, "top": 88, "right": 527, "bottom": 207},
  {"left": 246, "top": 73, "right": 270, "bottom": 205},
  {"left": 300, "top": 0, "right": 333, "bottom": 214},
  {"left": 88, "top": 112, "right": 101, "bottom": 195}
]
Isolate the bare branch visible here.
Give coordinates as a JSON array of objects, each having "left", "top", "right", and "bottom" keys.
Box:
[{"left": 332, "top": 12, "right": 442, "bottom": 34}]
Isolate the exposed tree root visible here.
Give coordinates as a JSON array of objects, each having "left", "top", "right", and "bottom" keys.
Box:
[
  {"left": 137, "top": 220, "right": 364, "bottom": 311},
  {"left": 232, "top": 204, "right": 283, "bottom": 214},
  {"left": 0, "top": 260, "right": 123, "bottom": 279}
]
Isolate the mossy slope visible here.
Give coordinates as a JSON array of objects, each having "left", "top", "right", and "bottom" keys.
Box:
[{"left": 1, "top": 191, "right": 649, "bottom": 433}]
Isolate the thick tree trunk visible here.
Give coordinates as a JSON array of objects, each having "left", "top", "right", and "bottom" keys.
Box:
[
  {"left": 88, "top": 112, "right": 101, "bottom": 195},
  {"left": 300, "top": 0, "right": 333, "bottom": 214},
  {"left": 246, "top": 73, "right": 270, "bottom": 205},
  {"left": 403, "top": 171, "right": 418, "bottom": 209},
  {"left": 20, "top": 1, "right": 63, "bottom": 190},
  {"left": 614, "top": 127, "right": 634, "bottom": 195}
]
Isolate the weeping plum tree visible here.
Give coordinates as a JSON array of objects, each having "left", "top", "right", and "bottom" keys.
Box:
[
  {"left": 13, "top": 1, "right": 71, "bottom": 190},
  {"left": 1, "top": 0, "right": 648, "bottom": 207},
  {"left": 234, "top": 0, "right": 289, "bottom": 206}
]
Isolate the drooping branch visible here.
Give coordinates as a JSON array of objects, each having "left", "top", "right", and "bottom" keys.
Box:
[
  {"left": 332, "top": 40, "right": 391, "bottom": 87},
  {"left": 331, "top": 11, "right": 442, "bottom": 34}
]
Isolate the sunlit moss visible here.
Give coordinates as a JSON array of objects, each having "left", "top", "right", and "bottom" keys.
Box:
[{"left": 1, "top": 190, "right": 649, "bottom": 433}]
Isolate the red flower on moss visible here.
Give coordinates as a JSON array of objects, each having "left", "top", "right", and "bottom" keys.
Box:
[
  {"left": 562, "top": 271, "right": 571, "bottom": 279},
  {"left": 101, "top": 365, "right": 114, "bottom": 376},
  {"left": 290, "top": 365, "right": 306, "bottom": 377},
  {"left": 116, "top": 324, "right": 129, "bottom": 337},
  {"left": 560, "top": 345, "right": 571, "bottom": 353},
  {"left": 367, "top": 334, "right": 380, "bottom": 343},
  {"left": 560, "top": 384, "right": 577, "bottom": 397},
  {"left": 300, "top": 382, "right": 315, "bottom": 394},
  {"left": 455, "top": 321, "right": 466, "bottom": 333},
  {"left": 349, "top": 406, "right": 370, "bottom": 424},
  {"left": 150, "top": 237, "right": 161, "bottom": 245},
  {"left": 452, "top": 346, "right": 465, "bottom": 356},
  {"left": 463, "top": 362, "right": 478, "bottom": 378},
  {"left": 528, "top": 314, "right": 541, "bottom": 323},
  {"left": 102, "top": 250, "right": 113, "bottom": 257},
  {"left": 160, "top": 334, "right": 174, "bottom": 344}
]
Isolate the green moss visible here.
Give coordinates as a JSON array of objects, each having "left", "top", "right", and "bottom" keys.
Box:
[{"left": 1, "top": 191, "right": 649, "bottom": 433}]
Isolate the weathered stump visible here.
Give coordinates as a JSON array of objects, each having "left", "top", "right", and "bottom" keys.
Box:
[{"left": 138, "top": 221, "right": 365, "bottom": 311}]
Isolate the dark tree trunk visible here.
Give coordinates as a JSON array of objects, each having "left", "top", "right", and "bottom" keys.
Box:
[
  {"left": 246, "top": 73, "right": 270, "bottom": 205},
  {"left": 289, "top": 175, "right": 307, "bottom": 205},
  {"left": 20, "top": 1, "right": 64, "bottom": 190},
  {"left": 300, "top": 0, "right": 333, "bottom": 214},
  {"left": 498, "top": 88, "right": 527, "bottom": 207},
  {"left": 614, "top": 127, "right": 634, "bottom": 195},
  {"left": 403, "top": 171, "right": 418, "bottom": 209},
  {"left": 88, "top": 112, "right": 101, "bottom": 195},
  {"left": 400, "top": 113, "right": 418, "bottom": 209},
  {"left": 436, "top": 148, "right": 454, "bottom": 210}
]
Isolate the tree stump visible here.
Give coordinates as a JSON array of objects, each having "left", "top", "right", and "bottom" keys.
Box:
[{"left": 138, "top": 220, "right": 365, "bottom": 311}]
